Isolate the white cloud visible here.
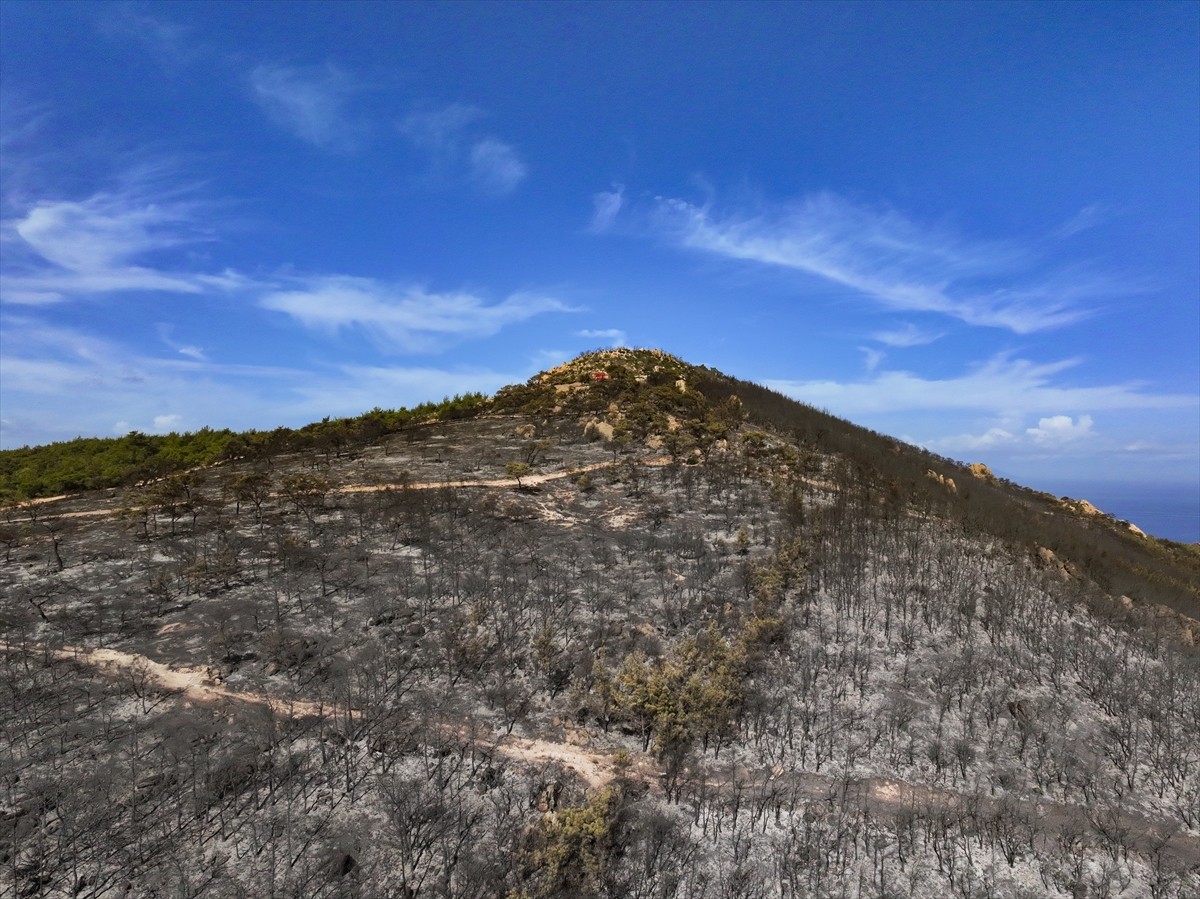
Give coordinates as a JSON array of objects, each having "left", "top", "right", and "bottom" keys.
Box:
[
  {"left": 99, "top": 7, "right": 200, "bottom": 72},
  {"left": 250, "top": 63, "right": 362, "bottom": 151},
  {"left": 16, "top": 198, "right": 176, "bottom": 271},
  {"left": 1, "top": 191, "right": 243, "bottom": 304},
  {"left": 0, "top": 90, "right": 53, "bottom": 198},
  {"left": 156, "top": 323, "right": 207, "bottom": 361},
  {"left": 870, "top": 322, "right": 943, "bottom": 347},
  {"left": 924, "top": 414, "right": 1112, "bottom": 459},
  {"left": 2, "top": 178, "right": 559, "bottom": 363},
  {"left": 0, "top": 318, "right": 528, "bottom": 448},
  {"left": 0, "top": 318, "right": 303, "bottom": 385},
  {"left": 1055, "top": 203, "right": 1106, "bottom": 239},
  {"left": 153, "top": 414, "right": 183, "bottom": 432},
  {"left": 469, "top": 138, "right": 527, "bottom": 196},
  {"left": 1026, "top": 414, "right": 1095, "bottom": 446},
  {"left": 578, "top": 328, "right": 627, "bottom": 347},
  {"left": 260, "top": 276, "right": 572, "bottom": 351},
  {"left": 859, "top": 346, "right": 885, "bottom": 372},
  {"left": 590, "top": 186, "right": 624, "bottom": 232},
  {"left": 651, "top": 192, "right": 1119, "bottom": 334},
  {"left": 764, "top": 353, "right": 1196, "bottom": 417},
  {"left": 0, "top": 319, "right": 302, "bottom": 447},
  {"left": 399, "top": 103, "right": 483, "bottom": 157},
  {"left": 529, "top": 348, "right": 570, "bottom": 370},
  {"left": 398, "top": 103, "right": 526, "bottom": 196},
  {"left": 964, "top": 427, "right": 1018, "bottom": 449},
  {"left": 283, "top": 364, "right": 519, "bottom": 419},
  {"left": 928, "top": 427, "right": 1018, "bottom": 453}
]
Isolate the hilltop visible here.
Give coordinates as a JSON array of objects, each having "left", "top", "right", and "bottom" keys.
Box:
[{"left": 2, "top": 349, "right": 1198, "bottom": 898}]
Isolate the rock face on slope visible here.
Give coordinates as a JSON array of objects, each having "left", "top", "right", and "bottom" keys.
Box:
[
  {"left": 968, "top": 461, "right": 996, "bottom": 482},
  {"left": 1061, "top": 496, "right": 1105, "bottom": 517},
  {"left": 1057, "top": 495, "right": 1149, "bottom": 538},
  {"left": 2, "top": 348, "right": 1198, "bottom": 899},
  {"left": 926, "top": 468, "right": 957, "bottom": 493}
]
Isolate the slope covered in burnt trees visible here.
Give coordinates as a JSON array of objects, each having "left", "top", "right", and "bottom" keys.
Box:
[{"left": 2, "top": 348, "right": 1198, "bottom": 899}]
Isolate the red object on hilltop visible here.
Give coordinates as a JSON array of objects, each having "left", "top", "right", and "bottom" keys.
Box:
[{"left": 592, "top": 371, "right": 609, "bottom": 380}]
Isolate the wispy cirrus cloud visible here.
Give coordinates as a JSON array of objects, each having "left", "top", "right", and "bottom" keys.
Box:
[
  {"left": 1055, "top": 203, "right": 1107, "bottom": 239},
  {"left": 399, "top": 104, "right": 482, "bottom": 152},
  {"left": 0, "top": 90, "right": 54, "bottom": 200},
  {"left": 870, "top": 322, "right": 944, "bottom": 347},
  {"left": 764, "top": 353, "right": 1196, "bottom": 417},
  {"left": 1, "top": 174, "right": 566, "bottom": 359},
  {"left": 930, "top": 426, "right": 1020, "bottom": 452},
  {"left": 590, "top": 185, "right": 624, "bottom": 232},
  {"left": 468, "top": 138, "right": 527, "bottom": 196},
  {"left": 156, "top": 322, "right": 207, "bottom": 361},
  {"left": 284, "top": 363, "right": 520, "bottom": 420},
  {"left": 399, "top": 103, "right": 527, "bottom": 196},
  {"left": 260, "top": 276, "right": 572, "bottom": 352},
  {"left": 858, "top": 346, "right": 885, "bottom": 372},
  {"left": 648, "top": 192, "right": 1121, "bottom": 334},
  {"left": 0, "top": 317, "right": 525, "bottom": 447},
  {"left": 1, "top": 190, "right": 244, "bottom": 304},
  {"left": 0, "top": 317, "right": 303, "bottom": 445},
  {"left": 97, "top": 6, "right": 202, "bottom": 72},
  {"left": 2, "top": 317, "right": 303, "bottom": 387},
  {"left": 250, "top": 63, "right": 364, "bottom": 151},
  {"left": 578, "top": 327, "right": 627, "bottom": 347}
]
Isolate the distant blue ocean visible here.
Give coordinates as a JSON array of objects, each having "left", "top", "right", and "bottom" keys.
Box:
[{"left": 1046, "top": 481, "right": 1200, "bottom": 544}]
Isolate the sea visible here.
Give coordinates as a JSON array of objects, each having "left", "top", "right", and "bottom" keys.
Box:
[{"left": 1045, "top": 480, "right": 1200, "bottom": 544}]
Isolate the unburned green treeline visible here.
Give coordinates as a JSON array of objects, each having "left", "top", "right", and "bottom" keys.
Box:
[{"left": 0, "top": 393, "right": 487, "bottom": 501}]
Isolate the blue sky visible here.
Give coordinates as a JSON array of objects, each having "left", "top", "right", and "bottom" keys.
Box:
[{"left": 2, "top": 2, "right": 1197, "bottom": 527}]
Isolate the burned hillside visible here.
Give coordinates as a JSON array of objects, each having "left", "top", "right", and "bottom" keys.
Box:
[{"left": 2, "top": 349, "right": 1198, "bottom": 898}]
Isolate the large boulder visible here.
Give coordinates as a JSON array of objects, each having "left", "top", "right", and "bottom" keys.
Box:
[{"left": 967, "top": 462, "right": 995, "bottom": 482}]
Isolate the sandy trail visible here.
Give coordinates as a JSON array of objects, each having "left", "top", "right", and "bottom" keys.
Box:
[
  {"left": 339, "top": 458, "right": 638, "bottom": 493},
  {"left": 482, "top": 734, "right": 616, "bottom": 789},
  {"left": 5, "top": 640, "right": 1198, "bottom": 862},
  {"left": 4, "top": 642, "right": 616, "bottom": 786},
  {"left": 6, "top": 643, "right": 336, "bottom": 718},
  {"left": 14, "top": 456, "right": 675, "bottom": 523}
]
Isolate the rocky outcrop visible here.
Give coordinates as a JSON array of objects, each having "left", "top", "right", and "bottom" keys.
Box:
[
  {"left": 583, "top": 418, "right": 614, "bottom": 441},
  {"left": 926, "top": 469, "right": 957, "bottom": 494},
  {"left": 968, "top": 462, "right": 996, "bottom": 482},
  {"left": 1036, "top": 545, "right": 1079, "bottom": 580},
  {"left": 1058, "top": 496, "right": 1110, "bottom": 519},
  {"left": 1057, "top": 497, "right": 1149, "bottom": 539}
]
